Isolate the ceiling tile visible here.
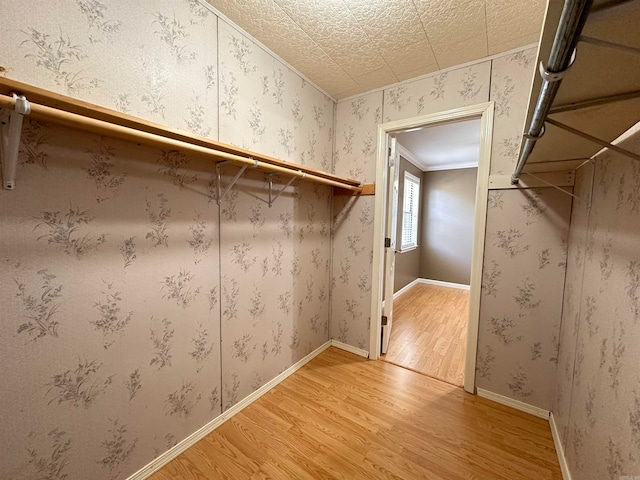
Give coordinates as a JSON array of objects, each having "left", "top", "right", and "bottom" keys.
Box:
[
  {"left": 330, "top": 43, "right": 389, "bottom": 79},
  {"left": 209, "top": 0, "right": 279, "bottom": 40},
  {"left": 208, "top": 0, "right": 545, "bottom": 99},
  {"left": 431, "top": 33, "right": 488, "bottom": 69},
  {"left": 341, "top": 0, "right": 428, "bottom": 54},
  {"left": 209, "top": 0, "right": 354, "bottom": 98},
  {"left": 308, "top": 69, "right": 360, "bottom": 99},
  {"left": 273, "top": 0, "right": 387, "bottom": 76},
  {"left": 382, "top": 38, "right": 439, "bottom": 76},
  {"left": 416, "top": 0, "right": 488, "bottom": 46},
  {"left": 351, "top": 65, "right": 398, "bottom": 92},
  {"left": 486, "top": 0, "right": 545, "bottom": 55},
  {"left": 334, "top": 86, "right": 364, "bottom": 100},
  {"left": 488, "top": 31, "right": 540, "bottom": 56},
  {"left": 395, "top": 65, "right": 440, "bottom": 82}
]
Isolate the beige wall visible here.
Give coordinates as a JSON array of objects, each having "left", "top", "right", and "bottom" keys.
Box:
[
  {"left": 393, "top": 156, "right": 423, "bottom": 293},
  {"left": 419, "top": 168, "right": 477, "bottom": 285}
]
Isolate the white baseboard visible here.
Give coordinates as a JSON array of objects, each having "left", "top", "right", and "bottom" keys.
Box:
[
  {"left": 125, "top": 340, "right": 332, "bottom": 480},
  {"left": 419, "top": 278, "right": 470, "bottom": 290},
  {"left": 394, "top": 278, "right": 420, "bottom": 299},
  {"left": 330, "top": 339, "right": 370, "bottom": 358},
  {"left": 476, "top": 388, "right": 550, "bottom": 419},
  {"left": 550, "top": 412, "right": 572, "bottom": 480},
  {"left": 382, "top": 278, "right": 469, "bottom": 309}
]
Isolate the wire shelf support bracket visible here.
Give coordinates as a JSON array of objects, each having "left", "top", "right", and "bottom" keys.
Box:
[
  {"left": 216, "top": 160, "right": 255, "bottom": 205},
  {"left": 269, "top": 171, "right": 304, "bottom": 208}
]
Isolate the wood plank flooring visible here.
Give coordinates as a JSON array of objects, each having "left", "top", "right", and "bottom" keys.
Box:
[
  {"left": 383, "top": 283, "right": 468, "bottom": 386},
  {"left": 149, "top": 347, "right": 561, "bottom": 480}
]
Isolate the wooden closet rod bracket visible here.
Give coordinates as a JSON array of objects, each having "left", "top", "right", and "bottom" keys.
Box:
[{"left": 0, "top": 93, "right": 31, "bottom": 190}]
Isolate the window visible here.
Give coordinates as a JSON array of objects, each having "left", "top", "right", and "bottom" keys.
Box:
[{"left": 401, "top": 171, "right": 420, "bottom": 251}]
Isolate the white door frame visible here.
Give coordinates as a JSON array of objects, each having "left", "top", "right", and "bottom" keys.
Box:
[{"left": 369, "top": 102, "right": 495, "bottom": 394}]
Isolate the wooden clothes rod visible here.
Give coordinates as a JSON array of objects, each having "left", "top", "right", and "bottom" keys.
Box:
[{"left": 0, "top": 78, "right": 364, "bottom": 192}]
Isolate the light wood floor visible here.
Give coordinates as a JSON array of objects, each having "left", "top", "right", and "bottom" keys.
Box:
[
  {"left": 383, "top": 283, "right": 469, "bottom": 386},
  {"left": 149, "top": 347, "right": 561, "bottom": 480}
]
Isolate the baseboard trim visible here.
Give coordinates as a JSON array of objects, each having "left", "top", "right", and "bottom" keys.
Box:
[
  {"left": 330, "top": 339, "right": 370, "bottom": 358},
  {"left": 125, "top": 340, "right": 332, "bottom": 480},
  {"left": 418, "top": 278, "right": 470, "bottom": 290},
  {"left": 393, "top": 278, "right": 420, "bottom": 300},
  {"left": 383, "top": 278, "right": 469, "bottom": 309},
  {"left": 550, "top": 412, "right": 572, "bottom": 480},
  {"left": 476, "top": 388, "right": 550, "bottom": 419}
]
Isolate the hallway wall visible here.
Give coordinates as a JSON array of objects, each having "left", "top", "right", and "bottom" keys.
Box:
[
  {"left": 419, "top": 167, "right": 477, "bottom": 285},
  {"left": 0, "top": 1, "right": 333, "bottom": 479},
  {"left": 553, "top": 127, "right": 640, "bottom": 479}
]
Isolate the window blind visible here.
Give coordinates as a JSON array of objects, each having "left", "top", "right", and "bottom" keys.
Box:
[{"left": 401, "top": 171, "right": 420, "bottom": 250}]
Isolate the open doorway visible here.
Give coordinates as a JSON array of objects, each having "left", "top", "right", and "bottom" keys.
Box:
[
  {"left": 370, "top": 103, "right": 494, "bottom": 394},
  {"left": 382, "top": 119, "right": 480, "bottom": 386}
]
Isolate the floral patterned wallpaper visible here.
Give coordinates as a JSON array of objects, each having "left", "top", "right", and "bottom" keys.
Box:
[
  {"left": 2, "top": 0, "right": 623, "bottom": 476},
  {"left": 488, "top": 50, "right": 537, "bottom": 175},
  {"left": 477, "top": 187, "right": 570, "bottom": 408},
  {"left": 382, "top": 62, "right": 491, "bottom": 123},
  {"left": 553, "top": 131, "right": 640, "bottom": 479},
  {"left": 218, "top": 169, "right": 331, "bottom": 410},
  {"left": 331, "top": 91, "right": 381, "bottom": 349},
  {"left": 472, "top": 50, "right": 575, "bottom": 411},
  {"left": 217, "top": 21, "right": 334, "bottom": 168},
  {"left": 0, "top": 1, "right": 335, "bottom": 479},
  {"left": 1, "top": 123, "right": 222, "bottom": 480},
  {"left": 332, "top": 47, "right": 575, "bottom": 411},
  {"left": 0, "top": 0, "right": 219, "bottom": 138}
]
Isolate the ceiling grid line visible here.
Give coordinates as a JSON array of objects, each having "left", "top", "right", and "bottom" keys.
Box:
[
  {"left": 410, "top": 0, "right": 441, "bottom": 71},
  {"left": 483, "top": 1, "right": 490, "bottom": 55},
  {"left": 270, "top": 0, "right": 356, "bottom": 84},
  {"left": 339, "top": 0, "right": 400, "bottom": 89}
]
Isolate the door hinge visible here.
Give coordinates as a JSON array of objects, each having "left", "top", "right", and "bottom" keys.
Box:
[
  {"left": 381, "top": 315, "right": 388, "bottom": 326},
  {"left": 384, "top": 237, "right": 391, "bottom": 248}
]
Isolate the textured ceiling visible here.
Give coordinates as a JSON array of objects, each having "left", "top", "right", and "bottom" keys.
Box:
[
  {"left": 397, "top": 119, "right": 481, "bottom": 171},
  {"left": 207, "top": 0, "right": 546, "bottom": 99}
]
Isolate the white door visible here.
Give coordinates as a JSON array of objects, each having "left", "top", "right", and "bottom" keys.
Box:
[{"left": 381, "top": 136, "right": 400, "bottom": 354}]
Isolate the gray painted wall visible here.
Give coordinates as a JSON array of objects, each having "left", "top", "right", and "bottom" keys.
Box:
[
  {"left": 419, "top": 168, "right": 477, "bottom": 285},
  {"left": 393, "top": 157, "right": 422, "bottom": 293}
]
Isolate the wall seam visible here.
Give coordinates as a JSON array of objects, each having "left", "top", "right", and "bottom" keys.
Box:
[
  {"left": 328, "top": 101, "right": 338, "bottom": 341},
  {"left": 216, "top": 13, "right": 224, "bottom": 413},
  {"left": 216, "top": 14, "right": 221, "bottom": 142},
  {"left": 551, "top": 181, "right": 578, "bottom": 423},
  {"left": 563, "top": 161, "right": 596, "bottom": 448}
]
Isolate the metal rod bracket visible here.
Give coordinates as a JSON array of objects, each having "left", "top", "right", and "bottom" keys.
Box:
[
  {"left": 216, "top": 161, "right": 247, "bottom": 205},
  {"left": 1, "top": 93, "right": 31, "bottom": 190},
  {"left": 268, "top": 172, "right": 297, "bottom": 208},
  {"left": 538, "top": 49, "right": 576, "bottom": 83},
  {"left": 523, "top": 125, "right": 546, "bottom": 140}
]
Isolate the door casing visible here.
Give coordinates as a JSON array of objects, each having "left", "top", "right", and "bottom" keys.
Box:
[{"left": 369, "top": 102, "right": 495, "bottom": 394}]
